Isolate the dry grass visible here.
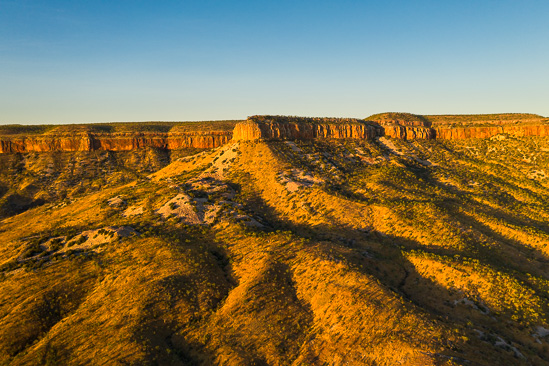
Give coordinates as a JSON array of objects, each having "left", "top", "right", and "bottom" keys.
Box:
[{"left": 2, "top": 135, "right": 549, "bottom": 365}]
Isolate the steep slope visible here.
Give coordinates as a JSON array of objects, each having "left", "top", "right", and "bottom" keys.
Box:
[
  {"left": 0, "top": 147, "right": 205, "bottom": 218},
  {"left": 2, "top": 132, "right": 549, "bottom": 365},
  {"left": 232, "top": 115, "right": 382, "bottom": 140},
  {"left": 367, "top": 112, "right": 549, "bottom": 140},
  {"left": 0, "top": 120, "right": 240, "bottom": 218}
]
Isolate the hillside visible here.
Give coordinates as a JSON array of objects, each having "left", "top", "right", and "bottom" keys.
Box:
[
  {"left": 2, "top": 117, "right": 549, "bottom": 364},
  {"left": 0, "top": 147, "right": 207, "bottom": 218},
  {"left": 0, "top": 120, "right": 241, "bottom": 218}
]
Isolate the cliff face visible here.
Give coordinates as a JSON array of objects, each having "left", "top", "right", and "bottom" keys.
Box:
[
  {"left": 232, "top": 120, "right": 382, "bottom": 141},
  {"left": 380, "top": 124, "right": 549, "bottom": 140},
  {"left": 3, "top": 115, "right": 549, "bottom": 154},
  {"left": 0, "top": 131, "right": 231, "bottom": 153},
  {"left": 232, "top": 117, "right": 549, "bottom": 142},
  {"left": 0, "top": 133, "right": 93, "bottom": 153},
  {"left": 232, "top": 120, "right": 436, "bottom": 141},
  {"left": 382, "top": 126, "right": 435, "bottom": 140}
]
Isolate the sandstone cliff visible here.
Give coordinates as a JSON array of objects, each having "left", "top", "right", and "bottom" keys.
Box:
[
  {"left": 232, "top": 120, "right": 382, "bottom": 141},
  {"left": 366, "top": 112, "right": 549, "bottom": 140},
  {"left": 382, "top": 126, "right": 435, "bottom": 139},
  {"left": 3, "top": 114, "right": 549, "bottom": 153},
  {"left": 232, "top": 114, "right": 549, "bottom": 142},
  {"left": 232, "top": 116, "right": 435, "bottom": 141},
  {"left": 0, "top": 131, "right": 232, "bottom": 153}
]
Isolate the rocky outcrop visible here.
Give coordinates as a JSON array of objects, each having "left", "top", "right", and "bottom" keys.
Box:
[
  {"left": 382, "top": 126, "right": 435, "bottom": 140},
  {"left": 0, "top": 133, "right": 93, "bottom": 153},
  {"left": 232, "top": 121, "right": 263, "bottom": 141},
  {"left": 232, "top": 117, "right": 383, "bottom": 141},
  {"left": 0, "top": 131, "right": 231, "bottom": 153},
  {"left": 367, "top": 113, "right": 435, "bottom": 140},
  {"left": 386, "top": 124, "right": 549, "bottom": 140},
  {"left": 232, "top": 115, "right": 549, "bottom": 142},
  {"left": 232, "top": 117, "right": 434, "bottom": 141}
]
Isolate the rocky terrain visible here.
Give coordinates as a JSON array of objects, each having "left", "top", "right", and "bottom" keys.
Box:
[
  {"left": 232, "top": 116, "right": 383, "bottom": 141},
  {"left": 2, "top": 114, "right": 548, "bottom": 157},
  {"left": 0, "top": 147, "right": 209, "bottom": 218},
  {"left": 0, "top": 121, "right": 239, "bottom": 218},
  {"left": 1, "top": 113, "right": 549, "bottom": 365},
  {"left": 232, "top": 113, "right": 549, "bottom": 142},
  {"left": 0, "top": 128, "right": 234, "bottom": 153}
]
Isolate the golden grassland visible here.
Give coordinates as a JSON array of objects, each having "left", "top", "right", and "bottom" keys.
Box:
[{"left": 2, "top": 133, "right": 549, "bottom": 365}]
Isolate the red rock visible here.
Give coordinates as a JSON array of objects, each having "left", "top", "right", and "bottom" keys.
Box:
[
  {"left": 232, "top": 120, "right": 382, "bottom": 141},
  {"left": 2, "top": 116, "right": 549, "bottom": 154},
  {"left": 0, "top": 131, "right": 231, "bottom": 153},
  {"left": 382, "top": 126, "right": 435, "bottom": 140}
]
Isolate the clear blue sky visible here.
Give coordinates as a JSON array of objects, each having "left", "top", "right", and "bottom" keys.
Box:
[{"left": 1, "top": 0, "right": 548, "bottom": 124}]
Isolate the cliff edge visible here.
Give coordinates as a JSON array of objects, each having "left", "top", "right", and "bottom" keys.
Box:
[
  {"left": 232, "top": 116, "right": 382, "bottom": 141},
  {"left": 231, "top": 113, "right": 549, "bottom": 142},
  {"left": 0, "top": 121, "right": 239, "bottom": 153},
  {"left": 232, "top": 115, "right": 435, "bottom": 141},
  {"left": 2, "top": 113, "right": 549, "bottom": 154}
]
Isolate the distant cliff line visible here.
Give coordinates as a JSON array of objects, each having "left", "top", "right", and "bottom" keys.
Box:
[
  {"left": 0, "top": 119, "right": 240, "bottom": 153},
  {"left": 233, "top": 114, "right": 549, "bottom": 141},
  {"left": 1, "top": 113, "right": 548, "bottom": 153},
  {"left": 0, "top": 131, "right": 233, "bottom": 153}
]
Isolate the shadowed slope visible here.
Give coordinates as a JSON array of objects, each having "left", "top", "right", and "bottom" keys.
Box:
[{"left": 1, "top": 134, "right": 549, "bottom": 365}]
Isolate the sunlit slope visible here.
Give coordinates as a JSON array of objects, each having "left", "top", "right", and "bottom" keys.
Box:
[
  {"left": 0, "top": 147, "right": 206, "bottom": 219},
  {"left": 2, "top": 134, "right": 549, "bottom": 365}
]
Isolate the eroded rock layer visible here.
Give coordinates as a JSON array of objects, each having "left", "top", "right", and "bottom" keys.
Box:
[
  {"left": 232, "top": 120, "right": 382, "bottom": 141},
  {"left": 232, "top": 117, "right": 436, "bottom": 141},
  {"left": 232, "top": 114, "right": 549, "bottom": 142},
  {"left": 0, "top": 131, "right": 232, "bottom": 153},
  {"left": 2, "top": 114, "right": 549, "bottom": 154},
  {"left": 382, "top": 126, "right": 435, "bottom": 139}
]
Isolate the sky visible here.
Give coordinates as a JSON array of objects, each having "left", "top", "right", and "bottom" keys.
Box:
[{"left": 0, "top": 0, "right": 548, "bottom": 124}]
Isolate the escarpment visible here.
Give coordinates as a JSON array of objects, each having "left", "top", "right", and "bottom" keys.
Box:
[
  {"left": 232, "top": 113, "right": 549, "bottom": 142},
  {"left": 0, "top": 131, "right": 232, "bottom": 153},
  {"left": 380, "top": 126, "right": 435, "bottom": 139},
  {"left": 2, "top": 113, "right": 549, "bottom": 154},
  {"left": 370, "top": 112, "right": 435, "bottom": 140},
  {"left": 232, "top": 117, "right": 382, "bottom": 141},
  {"left": 232, "top": 115, "right": 436, "bottom": 141}
]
